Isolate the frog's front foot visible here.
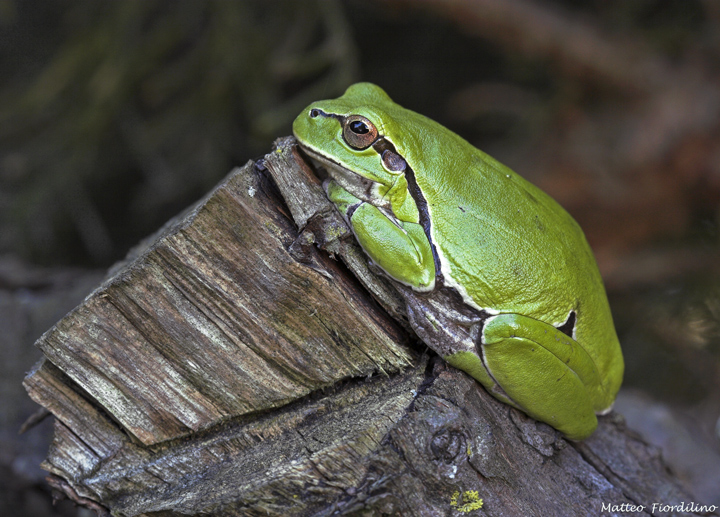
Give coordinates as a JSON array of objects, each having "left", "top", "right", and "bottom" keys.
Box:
[{"left": 325, "top": 180, "right": 436, "bottom": 290}]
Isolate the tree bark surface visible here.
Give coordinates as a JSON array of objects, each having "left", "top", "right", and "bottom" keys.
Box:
[{"left": 23, "top": 137, "right": 710, "bottom": 516}]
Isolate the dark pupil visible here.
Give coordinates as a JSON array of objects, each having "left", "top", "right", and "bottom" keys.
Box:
[{"left": 350, "top": 120, "right": 369, "bottom": 134}]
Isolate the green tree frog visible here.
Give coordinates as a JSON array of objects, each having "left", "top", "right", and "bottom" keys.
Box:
[{"left": 293, "top": 83, "right": 624, "bottom": 440}]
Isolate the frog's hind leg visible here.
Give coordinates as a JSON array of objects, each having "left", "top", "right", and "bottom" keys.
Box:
[{"left": 479, "top": 313, "right": 604, "bottom": 440}]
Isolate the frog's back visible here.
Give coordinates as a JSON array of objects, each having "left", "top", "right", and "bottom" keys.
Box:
[{"left": 393, "top": 116, "right": 622, "bottom": 402}]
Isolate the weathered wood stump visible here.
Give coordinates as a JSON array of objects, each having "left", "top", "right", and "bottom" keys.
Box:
[{"left": 23, "top": 137, "right": 710, "bottom": 516}]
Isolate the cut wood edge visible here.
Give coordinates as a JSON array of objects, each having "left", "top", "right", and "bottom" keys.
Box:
[{"left": 25, "top": 156, "right": 415, "bottom": 447}]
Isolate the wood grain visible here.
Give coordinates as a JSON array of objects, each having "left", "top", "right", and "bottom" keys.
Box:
[
  {"left": 23, "top": 138, "right": 707, "bottom": 516},
  {"left": 25, "top": 153, "right": 413, "bottom": 449}
]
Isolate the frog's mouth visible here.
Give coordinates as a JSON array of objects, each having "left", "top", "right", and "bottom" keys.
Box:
[{"left": 295, "top": 143, "right": 387, "bottom": 208}]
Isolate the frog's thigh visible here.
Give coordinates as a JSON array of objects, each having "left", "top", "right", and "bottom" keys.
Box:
[
  {"left": 481, "top": 313, "right": 599, "bottom": 440},
  {"left": 348, "top": 202, "right": 435, "bottom": 290}
]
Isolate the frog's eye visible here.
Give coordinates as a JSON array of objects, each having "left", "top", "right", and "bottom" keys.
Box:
[{"left": 343, "top": 115, "right": 378, "bottom": 150}]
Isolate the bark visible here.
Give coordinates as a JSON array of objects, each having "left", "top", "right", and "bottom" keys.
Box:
[{"left": 23, "top": 137, "right": 710, "bottom": 516}]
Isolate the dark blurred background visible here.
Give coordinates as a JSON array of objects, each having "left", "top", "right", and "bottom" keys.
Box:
[{"left": 2, "top": 0, "right": 719, "bottom": 514}]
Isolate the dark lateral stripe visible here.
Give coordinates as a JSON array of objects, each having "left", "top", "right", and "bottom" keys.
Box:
[
  {"left": 405, "top": 164, "right": 442, "bottom": 279},
  {"left": 309, "top": 108, "right": 345, "bottom": 123},
  {"left": 346, "top": 201, "right": 362, "bottom": 219},
  {"left": 556, "top": 310, "right": 577, "bottom": 337},
  {"left": 372, "top": 138, "right": 442, "bottom": 281}
]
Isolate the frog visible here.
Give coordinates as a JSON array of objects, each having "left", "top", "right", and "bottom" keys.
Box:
[{"left": 292, "top": 82, "right": 623, "bottom": 440}]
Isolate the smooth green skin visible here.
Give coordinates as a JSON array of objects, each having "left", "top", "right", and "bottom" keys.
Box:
[{"left": 293, "top": 83, "right": 624, "bottom": 440}]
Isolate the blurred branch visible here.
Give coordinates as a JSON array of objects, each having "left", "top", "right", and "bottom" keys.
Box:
[
  {"left": 400, "top": 0, "right": 670, "bottom": 93},
  {"left": 0, "top": 0, "right": 358, "bottom": 266},
  {"left": 395, "top": 0, "right": 720, "bottom": 263}
]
